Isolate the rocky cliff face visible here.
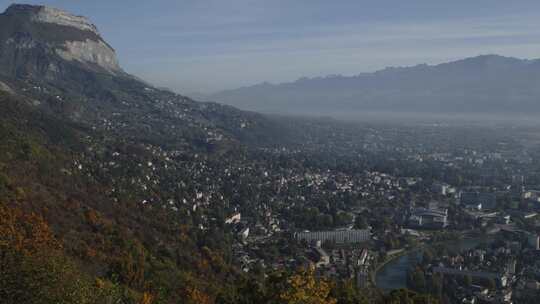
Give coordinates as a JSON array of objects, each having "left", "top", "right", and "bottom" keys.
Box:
[
  {"left": 6, "top": 4, "right": 100, "bottom": 34},
  {"left": 0, "top": 4, "right": 121, "bottom": 80}
]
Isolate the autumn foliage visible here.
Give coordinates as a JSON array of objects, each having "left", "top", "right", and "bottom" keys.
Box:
[
  {"left": 0, "top": 203, "right": 122, "bottom": 304},
  {"left": 0, "top": 203, "right": 61, "bottom": 254}
]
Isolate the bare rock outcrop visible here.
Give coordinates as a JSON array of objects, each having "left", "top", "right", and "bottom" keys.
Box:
[{"left": 0, "top": 4, "right": 122, "bottom": 78}]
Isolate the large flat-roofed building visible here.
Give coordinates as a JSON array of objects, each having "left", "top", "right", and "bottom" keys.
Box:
[{"left": 295, "top": 229, "right": 370, "bottom": 244}]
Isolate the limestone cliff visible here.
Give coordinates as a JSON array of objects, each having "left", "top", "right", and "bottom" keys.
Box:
[{"left": 0, "top": 4, "right": 122, "bottom": 80}]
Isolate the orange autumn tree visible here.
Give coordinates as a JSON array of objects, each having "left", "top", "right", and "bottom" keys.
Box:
[
  {"left": 184, "top": 286, "right": 213, "bottom": 304},
  {"left": 0, "top": 203, "right": 121, "bottom": 304},
  {"left": 278, "top": 266, "right": 337, "bottom": 304},
  {"left": 0, "top": 203, "right": 61, "bottom": 254},
  {"left": 140, "top": 291, "right": 155, "bottom": 304}
]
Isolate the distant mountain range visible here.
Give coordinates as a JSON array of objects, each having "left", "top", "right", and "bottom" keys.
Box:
[{"left": 210, "top": 55, "right": 540, "bottom": 116}]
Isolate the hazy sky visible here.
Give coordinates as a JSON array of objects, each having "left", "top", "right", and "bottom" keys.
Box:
[{"left": 1, "top": 1, "right": 540, "bottom": 94}]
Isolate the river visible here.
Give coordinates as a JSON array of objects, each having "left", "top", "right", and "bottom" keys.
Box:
[{"left": 375, "top": 237, "right": 494, "bottom": 291}]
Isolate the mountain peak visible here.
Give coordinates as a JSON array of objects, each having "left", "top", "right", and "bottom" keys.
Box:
[
  {"left": 442, "top": 54, "right": 528, "bottom": 69},
  {"left": 4, "top": 4, "right": 99, "bottom": 35},
  {"left": 0, "top": 4, "right": 121, "bottom": 79}
]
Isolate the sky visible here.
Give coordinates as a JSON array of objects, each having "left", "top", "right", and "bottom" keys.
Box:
[{"left": 1, "top": 1, "right": 540, "bottom": 94}]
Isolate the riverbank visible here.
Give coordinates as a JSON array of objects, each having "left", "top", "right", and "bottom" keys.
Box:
[
  {"left": 373, "top": 234, "right": 494, "bottom": 291},
  {"left": 369, "top": 246, "right": 422, "bottom": 289}
]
